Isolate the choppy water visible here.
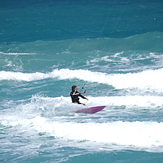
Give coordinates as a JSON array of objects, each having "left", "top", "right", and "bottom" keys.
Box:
[{"left": 0, "top": 0, "right": 163, "bottom": 162}]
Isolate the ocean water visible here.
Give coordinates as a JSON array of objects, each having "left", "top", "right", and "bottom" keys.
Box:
[{"left": 0, "top": 0, "right": 163, "bottom": 162}]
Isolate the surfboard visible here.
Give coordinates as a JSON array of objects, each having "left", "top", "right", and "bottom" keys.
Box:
[{"left": 74, "top": 106, "right": 106, "bottom": 114}]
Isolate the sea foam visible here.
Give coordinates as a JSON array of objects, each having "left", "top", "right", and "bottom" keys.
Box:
[
  {"left": 1, "top": 68, "right": 163, "bottom": 92},
  {"left": 1, "top": 113, "right": 163, "bottom": 152}
]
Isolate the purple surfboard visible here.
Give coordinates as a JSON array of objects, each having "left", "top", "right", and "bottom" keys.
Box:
[{"left": 74, "top": 106, "right": 106, "bottom": 114}]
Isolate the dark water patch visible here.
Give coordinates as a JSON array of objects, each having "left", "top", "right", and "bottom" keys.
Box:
[
  {"left": 65, "top": 151, "right": 163, "bottom": 163},
  {"left": 0, "top": 0, "right": 163, "bottom": 43}
]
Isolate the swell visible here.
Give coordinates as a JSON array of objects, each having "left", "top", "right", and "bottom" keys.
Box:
[{"left": 0, "top": 32, "right": 163, "bottom": 52}]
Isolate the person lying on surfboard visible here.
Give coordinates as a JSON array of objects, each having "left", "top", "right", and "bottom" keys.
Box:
[{"left": 70, "top": 85, "right": 88, "bottom": 105}]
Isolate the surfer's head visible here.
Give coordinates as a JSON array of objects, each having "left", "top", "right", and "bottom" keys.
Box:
[{"left": 72, "top": 85, "right": 77, "bottom": 91}]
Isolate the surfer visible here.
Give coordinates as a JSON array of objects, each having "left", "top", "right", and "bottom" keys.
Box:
[{"left": 70, "top": 85, "right": 88, "bottom": 105}]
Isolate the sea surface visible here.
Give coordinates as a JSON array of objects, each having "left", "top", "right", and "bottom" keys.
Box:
[{"left": 0, "top": 0, "right": 163, "bottom": 162}]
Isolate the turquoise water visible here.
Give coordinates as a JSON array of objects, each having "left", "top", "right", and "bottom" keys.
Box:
[{"left": 0, "top": 0, "right": 163, "bottom": 162}]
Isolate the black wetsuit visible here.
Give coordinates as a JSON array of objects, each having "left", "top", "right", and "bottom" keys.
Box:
[{"left": 70, "top": 91, "right": 86, "bottom": 104}]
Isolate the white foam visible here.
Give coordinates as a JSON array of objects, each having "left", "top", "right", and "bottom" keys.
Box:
[
  {"left": 1, "top": 94, "right": 163, "bottom": 152},
  {"left": 114, "top": 51, "right": 124, "bottom": 57},
  {"left": 2, "top": 95, "right": 162, "bottom": 129},
  {"left": 37, "top": 120, "right": 163, "bottom": 151},
  {"left": 1, "top": 68, "right": 163, "bottom": 92},
  {"left": 89, "top": 96, "right": 163, "bottom": 108},
  {"left": 0, "top": 71, "right": 49, "bottom": 81},
  {"left": 90, "top": 56, "right": 112, "bottom": 63},
  {"left": 31, "top": 95, "right": 163, "bottom": 108},
  {"left": 88, "top": 52, "right": 163, "bottom": 71},
  {"left": 0, "top": 52, "right": 36, "bottom": 55},
  {"left": 1, "top": 114, "right": 163, "bottom": 152},
  {"left": 4, "top": 59, "right": 23, "bottom": 71},
  {"left": 89, "top": 51, "right": 124, "bottom": 63}
]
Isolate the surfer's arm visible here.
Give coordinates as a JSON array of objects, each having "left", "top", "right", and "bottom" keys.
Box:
[{"left": 79, "top": 94, "right": 88, "bottom": 100}]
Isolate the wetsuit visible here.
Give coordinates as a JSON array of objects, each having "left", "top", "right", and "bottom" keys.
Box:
[{"left": 70, "top": 91, "right": 86, "bottom": 104}]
